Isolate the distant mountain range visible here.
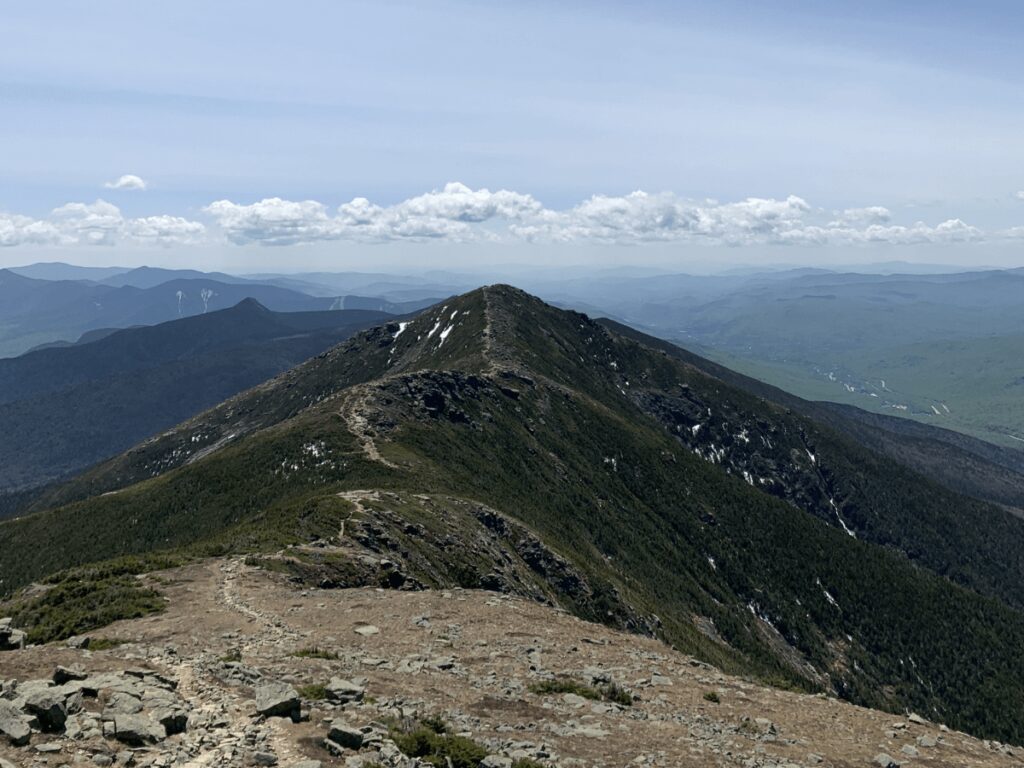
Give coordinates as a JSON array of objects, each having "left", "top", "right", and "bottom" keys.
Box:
[
  {"left": 0, "top": 267, "right": 441, "bottom": 358},
  {"left": 7, "top": 286, "right": 1024, "bottom": 743},
  {"left": 8, "top": 260, "right": 1024, "bottom": 447},
  {"left": 0, "top": 299, "right": 395, "bottom": 501}
]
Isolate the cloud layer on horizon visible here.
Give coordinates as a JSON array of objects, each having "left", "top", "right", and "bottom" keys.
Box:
[{"left": 0, "top": 182, "right": 1018, "bottom": 249}]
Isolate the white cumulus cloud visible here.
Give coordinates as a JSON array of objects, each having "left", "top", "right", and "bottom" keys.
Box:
[
  {"left": 2, "top": 183, "right": 1020, "bottom": 249},
  {"left": 104, "top": 174, "right": 148, "bottom": 191},
  {"left": 0, "top": 199, "right": 203, "bottom": 247},
  {"left": 205, "top": 182, "right": 544, "bottom": 245}
]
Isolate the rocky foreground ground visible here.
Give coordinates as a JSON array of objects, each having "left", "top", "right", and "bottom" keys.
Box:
[{"left": 1, "top": 557, "right": 1022, "bottom": 768}]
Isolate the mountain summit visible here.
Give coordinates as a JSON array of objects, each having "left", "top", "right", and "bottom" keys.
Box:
[{"left": 5, "top": 286, "right": 1024, "bottom": 743}]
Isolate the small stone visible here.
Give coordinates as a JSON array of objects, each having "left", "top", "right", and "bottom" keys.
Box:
[
  {"left": 92, "top": 755, "right": 114, "bottom": 766},
  {"left": 901, "top": 745, "right": 919, "bottom": 757},
  {"left": 251, "top": 752, "right": 278, "bottom": 766},
  {"left": 908, "top": 713, "right": 927, "bottom": 725},
  {"left": 481, "top": 757, "right": 513, "bottom": 768},
  {"left": 34, "top": 741, "right": 63, "bottom": 753},
  {"left": 874, "top": 754, "right": 900, "bottom": 768},
  {"left": 917, "top": 734, "right": 938, "bottom": 748},
  {"left": 562, "top": 693, "right": 587, "bottom": 708},
  {"left": 354, "top": 625, "right": 380, "bottom": 636}
]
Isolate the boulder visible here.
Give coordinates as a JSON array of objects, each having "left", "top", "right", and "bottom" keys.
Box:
[
  {"left": 0, "top": 699, "right": 31, "bottom": 746},
  {"left": 53, "top": 665, "right": 88, "bottom": 685},
  {"left": 481, "top": 757, "right": 513, "bottom": 768},
  {"left": 325, "top": 677, "right": 365, "bottom": 704},
  {"left": 0, "top": 620, "right": 26, "bottom": 651},
  {"left": 23, "top": 688, "right": 68, "bottom": 732},
  {"left": 255, "top": 682, "right": 300, "bottom": 720},
  {"left": 874, "top": 754, "right": 900, "bottom": 768},
  {"left": 327, "top": 720, "right": 363, "bottom": 749},
  {"left": 151, "top": 704, "right": 188, "bottom": 736},
  {"left": 111, "top": 713, "right": 165, "bottom": 745},
  {"left": 103, "top": 691, "right": 143, "bottom": 716}
]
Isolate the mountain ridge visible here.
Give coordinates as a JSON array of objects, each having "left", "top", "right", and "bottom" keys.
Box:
[
  {"left": 0, "top": 301, "right": 395, "bottom": 498},
  {"left": 5, "top": 285, "right": 1024, "bottom": 742}
]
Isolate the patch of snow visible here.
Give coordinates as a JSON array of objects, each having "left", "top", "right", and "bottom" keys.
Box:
[
  {"left": 805, "top": 449, "right": 816, "bottom": 464},
  {"left": 829, "top": 497, "right": 856, "bottom": 538},
  {"left": 817, "top": 578, "right": 840, "bottom": 609},
  {"left": 707, "top": 556, "right": 716, "bottom": 570},
  {"left": 930, "top": 405, "right": 941, "bottom": 416},
  {"left": 427, "top": 318, "right": 443, "bottom": 338},
  {"left": 393, "top": 321, "right": 410, "bottom": 339},
  {"left": 438, "top": 324, "right": 455, "bottom": 346},
  {"left": 691, "top": 424, "right": 702, "bottom": 436},
  {"left": 302, "top": 441, "right": 326, "bottom": 458}
]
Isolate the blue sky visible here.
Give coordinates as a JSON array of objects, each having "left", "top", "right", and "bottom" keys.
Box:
[{"left": 1, "top": 1, "right": 1023, "bottom": 270}]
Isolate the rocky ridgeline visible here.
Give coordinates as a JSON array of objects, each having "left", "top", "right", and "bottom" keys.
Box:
[{"left": 2, "top": 558, "right": 1023, "bottom": 768}]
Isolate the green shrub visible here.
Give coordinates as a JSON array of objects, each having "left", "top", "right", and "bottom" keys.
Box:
[
  {"left": 8, "top": 576, "right": 164, "bottom": 644},
  {"left": 703, "top": 691, "right": 721, "bottom": 704},
  {"left": 528, "top": 677, "right": 632, "bottom": 706},
  {"left": 88, "top": 637, "right": 129, "bottom": 651},
  {"left": 297, "top": 683, "right": 328, "bottom": 700},
  {"left": 388, "top": 717, "right": 488, "bottom": 768},
  {"left": 528, "top": 678, "right": 600, "bottom": 700},
  {"left": 292, "top": 646, "right": 339, "bottom": 660}
]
